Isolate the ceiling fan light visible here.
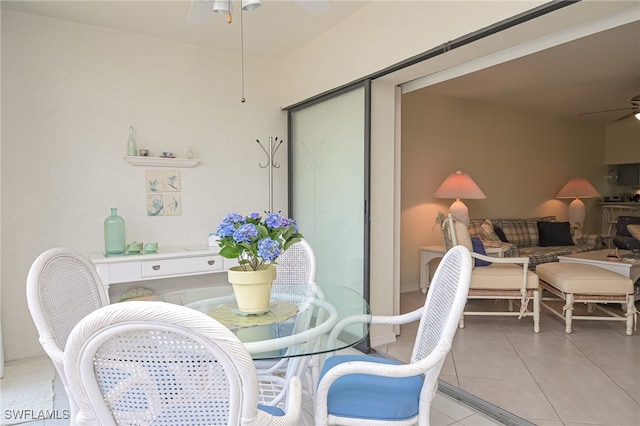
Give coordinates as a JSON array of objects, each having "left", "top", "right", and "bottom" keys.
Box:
[
  {"left": 635, "top": 111, "right": 640, "bottom": 121},
  {"left": 212, "top": 0, "right": 231, "bottom": 14},
  {"left": 242, "top": 0, "right": 261, "bottom": 11}
]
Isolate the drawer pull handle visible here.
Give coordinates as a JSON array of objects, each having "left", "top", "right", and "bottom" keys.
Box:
[
  {"left": 152, "top": 265, "right": 161, "bottom": 271},
  {"left": 207, "top": 260, "right": 215, "bottom": 265}
]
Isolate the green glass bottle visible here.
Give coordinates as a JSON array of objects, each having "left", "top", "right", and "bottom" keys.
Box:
[
  {"left": 104, "top": 208, "right": 126, "bottom": 255},
  {"left": 127, "top": 126, "right": 137, "bottom": 156}
]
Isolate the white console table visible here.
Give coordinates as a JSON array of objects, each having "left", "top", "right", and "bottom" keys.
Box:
[{"left": 89, "top": 247, "right": 235, "bottom": 302}]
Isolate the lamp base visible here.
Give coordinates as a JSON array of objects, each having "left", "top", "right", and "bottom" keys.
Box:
[
  {"left": 449, "top": 199, "right": 469, "bottom": 227},
  {"left": 568, "top": 198, "right": 586, "bottom": 226}
]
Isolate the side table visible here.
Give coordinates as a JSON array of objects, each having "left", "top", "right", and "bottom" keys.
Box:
[{"left": 419, "top": 245, "right": 503, "bottom": 294}]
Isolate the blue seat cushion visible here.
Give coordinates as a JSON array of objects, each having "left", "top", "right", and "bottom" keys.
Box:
[
  {"left": 320, "top": 354, "right": 424, "bottom": 421},
  {"left": 258, "top": 404, "right": 285, "bottom": 416}
]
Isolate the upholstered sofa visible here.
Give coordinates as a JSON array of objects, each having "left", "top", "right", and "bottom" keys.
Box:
[
  {"left": 612, "top": 215, "right": 640, "bottom": 250},
  {"left": 468, "top": 216, "right": 602, "bottom": 270}
]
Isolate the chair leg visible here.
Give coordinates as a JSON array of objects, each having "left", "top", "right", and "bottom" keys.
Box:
[
  {"left": 564, "top": 293, "right": 574, "bottom": 333},
  {"left": 533, "top": 289, "right": 540, "bottom": 333},
  {"left": 626, "top": 296, "right": 634, "bottom": 336}
]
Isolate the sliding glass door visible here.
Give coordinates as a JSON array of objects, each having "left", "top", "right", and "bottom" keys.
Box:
[{"left": 287, "top": 83, "right": 371, "bottom": 348}]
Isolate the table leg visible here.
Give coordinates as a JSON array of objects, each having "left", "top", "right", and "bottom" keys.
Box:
[{"left": 420, "top": 250, "right": 444, "bottom": 294}]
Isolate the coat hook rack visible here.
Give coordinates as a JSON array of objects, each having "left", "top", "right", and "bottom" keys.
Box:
[{"left": 256, "top": 136, "right": 283, "bottom": 213}]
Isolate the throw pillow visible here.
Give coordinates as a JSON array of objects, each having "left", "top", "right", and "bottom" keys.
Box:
[
  {"left": 493, "top": 226, "right": 509, "bottom": 243},
  {"left": 479, "top": 219, "right": 500, "bottom": 241},
  {"left": 570, "top": 222, "right": 583, "bottom": 244},
  {"left": 471, "top": 237, "right": 492, "bottom": 266},
  {"left": 537, "top": 221, "right": 574, "bottom": 247},
  {"left": 627, "top": 224, "right": 640, "bottom": 240}
]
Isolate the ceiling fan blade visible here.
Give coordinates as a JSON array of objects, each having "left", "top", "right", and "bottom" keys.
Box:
[
  {"left": 296, "top": 0, "right": 331, "bottom": 16},
  {"left": 578, "top": 107, "right": 633, "bottom": 117},
  {"left": 615, "top": 111, "right": 638, "bottom": 121},
  {"left": 188, "top": 0, "right": 213, "bottom": 23}
]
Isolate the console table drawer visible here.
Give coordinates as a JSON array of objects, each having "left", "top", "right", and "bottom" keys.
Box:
[{"left": 142, "top": 255, "right": 223, "bottom": 278}]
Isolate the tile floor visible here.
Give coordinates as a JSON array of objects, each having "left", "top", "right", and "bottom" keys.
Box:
[
  {"left": 7, "top": 351, "right": 503, "bottom": 426},
  {"left": 373, "top": 291, "right": 640, "bottom": 426},
  {"left": 7, "top": 291, "right": 639, "bottom": 425}
]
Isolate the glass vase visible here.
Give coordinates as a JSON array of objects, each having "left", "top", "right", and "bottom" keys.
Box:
[{"left": 104, "top": 208, "right": 126, "bottom": 255}]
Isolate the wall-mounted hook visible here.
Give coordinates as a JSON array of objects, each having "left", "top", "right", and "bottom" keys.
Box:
[{"left": 256, "top": 137, "right": 284, "bottom": 212}]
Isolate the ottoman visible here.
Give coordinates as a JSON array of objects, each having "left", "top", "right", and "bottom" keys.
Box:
[{"left": 536, "top": 262, "right": 637, "bottom": 335}]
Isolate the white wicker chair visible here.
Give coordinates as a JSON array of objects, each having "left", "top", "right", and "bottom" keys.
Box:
[
  {"left": 26, "top": 247, "right": 110, "bottom": 419},
  {"left": 63, "top": 301, "right": 302, "bottom": 426},
  {"left": 438, "top": 212, "right": 541, "bottom": 332},
  {"left": 314, "top": 245, "right": 472, "bottom": 426},
  {"left": 255, "top": 239, "right": 320, "bottom": 408}
]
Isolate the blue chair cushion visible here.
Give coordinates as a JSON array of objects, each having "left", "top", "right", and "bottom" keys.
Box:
[
  {"left": 320, "top": 354, "right": 424, "bottom": 421},
  {"left": 258, "top": 404, "right": 285, "bottom": 416}
]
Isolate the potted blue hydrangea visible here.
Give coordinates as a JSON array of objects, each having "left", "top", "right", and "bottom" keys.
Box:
[
  {"left": 215, "top": 212, "right": 303, "bottom": 313},
  {"left": 216, "top": 212, "right": 303, "bottom": 271}
]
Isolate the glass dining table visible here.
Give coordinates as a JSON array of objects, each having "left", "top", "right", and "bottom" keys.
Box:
[{"left": 161, "top": 284, "right": 370, "bottom": 360}]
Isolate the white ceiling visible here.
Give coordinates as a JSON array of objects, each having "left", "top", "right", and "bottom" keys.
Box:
[
  {"left": 412, "top": 19, "right": 640, "bottom": 124},
  {"left": 1, "top": 0, "right": 369, "bottom": 59},
  {"left": 3, "top": 0, "right": 639, "bottom": 124}
]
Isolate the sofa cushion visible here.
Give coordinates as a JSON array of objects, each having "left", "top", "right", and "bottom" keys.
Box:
[
  {"left": 537, "top": 221, "right": 574, "bottom": 247},
  {"left": 493, "top": 226, "right": 509, "bottom": 242},
  {"left": 471, "top": 237, "right": 492, "bottom": 266},
  {"left": 570, "top": 223, "right": 583, "bottom": 244},
  {"left": 469, "top": 264, "right": 539, "bottom": 290},
  {"left": 468, "top": 219, "right": 485, "bottom": 238},
  {"left": 499, "top": 219, "right": 531, "bottom": 247},
  {"left": 519, "top": 244, "right": 595, "bottom": 270},
  {"left": 536, "top": 263, "right": 633, "bottom": 295},
  {"left": 526, "top": 216, "right": 556, "bottom": 246},
  {"left": 480, "top": 219, "right": 500, "bottom": 241},
  {"left": 627, "top": 224, "right": 640, "bottom": 240},
  {"left": 616, "top": 215, "right": 640, "bottom": 237}
]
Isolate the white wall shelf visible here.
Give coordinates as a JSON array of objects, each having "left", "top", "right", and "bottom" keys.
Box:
[{"left": 123, "top": 156, "right": 200, "bottom": 168}]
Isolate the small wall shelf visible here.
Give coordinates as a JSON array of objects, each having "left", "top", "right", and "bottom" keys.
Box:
[{"left": 123, "top": 156, "right": 200, "bottom": 168}]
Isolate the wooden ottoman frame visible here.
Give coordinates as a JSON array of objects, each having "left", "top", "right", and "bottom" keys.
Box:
[{"left": 536, "top": 263, "right": 637, "bottom": 336}]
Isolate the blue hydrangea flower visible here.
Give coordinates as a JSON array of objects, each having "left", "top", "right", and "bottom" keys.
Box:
[
  {"left": 215, "top": 222, "right": 236, "bottom": 238},
  {"left": 257, "top": 237, "right": 281, "bottom": 261},
  {"left": 265, "top": 213, "right": 286, "bottom": 229},
  {"left": 224, "top": 212, "right": 244, "bottom": 224},
  {"left": 233, "top": 223, "right": 258, "bottom": 243},
  {"left": 249, "top": 212, "right": 260, "bottom": 220}
]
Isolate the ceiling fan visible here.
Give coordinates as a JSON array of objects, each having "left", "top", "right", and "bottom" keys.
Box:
[
  {"left": 578, "top": 94, "right": 640, "bottom": 121},
  {"left": 188, "top": 0, "right": 331, "bottom": 23}
]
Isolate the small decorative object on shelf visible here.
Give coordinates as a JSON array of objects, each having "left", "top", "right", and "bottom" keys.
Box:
[
  {"left": 215, "top": 212, "right": 303, "bottom": 314},
  {"left": 127, "top": 126, "right": 137, "bottom": 156},
  {"left": 104, "top": 208, "right": 126, "bottom": 255},
  {"left": 123, "top": 156, "right": 199, "bottom": 168}
]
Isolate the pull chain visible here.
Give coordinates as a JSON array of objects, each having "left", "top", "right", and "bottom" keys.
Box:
[{"left": 240, "top": 6, "right": 246, "bottom": 103}]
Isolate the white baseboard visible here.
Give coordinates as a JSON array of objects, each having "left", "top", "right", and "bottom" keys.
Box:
[
  {"left": 370, "top": 331, "right": 397, "bottom": 348},
  {"left": 400, "top": 282, "right": 422, "bottom": 294}
]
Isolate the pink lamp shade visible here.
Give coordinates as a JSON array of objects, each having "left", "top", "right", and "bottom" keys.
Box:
[
  {"left": 556, "top": 177, "right": 600, "bottom": 226},
  {"left": 434, "top": 170, "right": 486, "bottom": 226}
]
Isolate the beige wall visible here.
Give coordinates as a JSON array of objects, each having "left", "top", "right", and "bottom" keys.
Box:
[
  {"left": 277, "top": 1, "right": 542, "bottom": 108},
  {"left": 400, "top": 92, "right": 607, "bottom": 293}
]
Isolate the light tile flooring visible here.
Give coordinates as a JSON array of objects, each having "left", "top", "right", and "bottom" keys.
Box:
[
  {"left": 8, "top": 351, "right": 502, "bottom": 426},
  {"left": 373, "top": 291, "right": 640, "bottom": 426},
  {"left": 8, "top": 291, "right": 640, "bottom": 425}
]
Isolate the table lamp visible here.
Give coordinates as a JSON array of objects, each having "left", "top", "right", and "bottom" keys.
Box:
[
  {"left": 434, "top": 170, "right": 486, "bottom": 226},
  {"left": 556, "top": 177, "right": 600, "bottom": 226}
]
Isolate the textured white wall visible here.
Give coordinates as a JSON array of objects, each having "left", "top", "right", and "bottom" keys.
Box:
[{"left": 1, "top": 11, "right": 287, "bottom": 360}]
